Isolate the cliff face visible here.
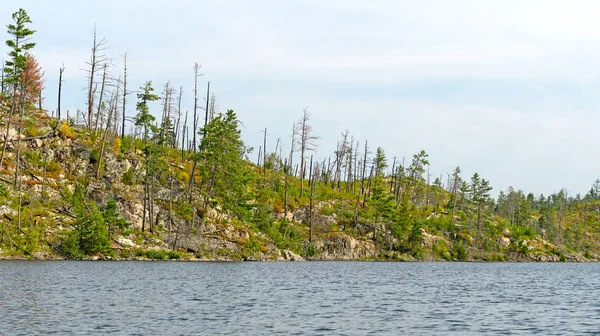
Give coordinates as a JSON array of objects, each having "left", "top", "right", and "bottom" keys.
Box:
[{"left": 0, "top": 124, "right": 596, "bottom": 262}]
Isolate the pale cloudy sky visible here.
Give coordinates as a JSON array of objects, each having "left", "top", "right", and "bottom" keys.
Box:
[{"left": 3, "top": 0, "right": 600, "bottom": 197}]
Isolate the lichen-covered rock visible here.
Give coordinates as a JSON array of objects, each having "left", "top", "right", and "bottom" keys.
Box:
[{"left": 282, "top": 249, "right": 305, "bottom": 261}]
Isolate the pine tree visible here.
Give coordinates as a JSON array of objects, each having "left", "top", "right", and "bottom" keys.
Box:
[
  {"left": 134, "top": 81, "right": 160, "bottom": 142},
  {"left": 134, "top": 81, "right": 159, "bottom": 232},
  {"left": 0, "top": 8, "right": 36, "bottom": 169},
  {"left": 199, "top": 110, "right": 251, "bottom": 216}
]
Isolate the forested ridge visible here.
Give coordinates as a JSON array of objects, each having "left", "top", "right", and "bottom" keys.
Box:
[{"left": 0, "top": 8, "right": 598, "bottom": 262}]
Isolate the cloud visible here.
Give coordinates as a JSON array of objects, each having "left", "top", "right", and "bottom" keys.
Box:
[{"left": 3, "top": 0, "right": 600, "bottom": 196}]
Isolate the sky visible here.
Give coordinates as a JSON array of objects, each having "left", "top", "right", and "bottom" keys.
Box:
[{"left": 3, "top": 0, "right": 600, "bottom": 197}]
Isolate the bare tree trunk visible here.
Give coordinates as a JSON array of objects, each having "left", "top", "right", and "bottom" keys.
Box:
[
  {"left": 390, "top": 157, "right": 396, "bottom": 193},
  {"left": 181, "top": 110, "right": 188, "bottom": 163},
  {"left": 121, "top": 52, "right": 128, "bottom": 139},
  {"left": 0, "top": 58, "right": 3, "bottom": 95},
  {"left": 96, "top": 94, "right": 116, "bottom": 178},
  {"left": 284, "top": 158, "right": 289, "bottom": 220},
  {"left": 192, "top": 63, "right": 201, "bottom": 152},
  {"left": 203, "top": 81, "right": 210, "bottom": 140},
  {"left": 360, "top": 140, "right": 368, "bottom": 196},
  {"left": 450, "top": 168, "right": 460, "bottom": 224},
  {"left": 0, "top": 50, "right": 22, "bottom": 170},
  {"left": 94, "top": 63, "right": 108, "bottom": 133},
  {"left": 57, "top": 64, "right": 65, "bottom": 120},
  {"left": 425, "top": 165, "right": 431, "bottom": 210},
  {"left": 309, "top": 156, "right": 315, "bottom": 243},
  {"left": 86, "top": 25, "right": 107, "bottom": 130},
  {"left": 41, "top": 151, "right": 47, "bottom": 201},
  {"left": 175, "top": 86, "right": 183, "bottom": 149},
  {"left": 363, "top": 163, "right": 374, "bottom": 206},
  {"left": 0, "top": 85, "right": 17, "bottom": 170},
  {"left": 263, "top": 127, "right": 267, "bottom": 179}
]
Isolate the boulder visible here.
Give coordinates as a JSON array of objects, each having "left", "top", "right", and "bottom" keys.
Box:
[
  {"left": 115, "top": 236, "right": 136, "bottom": 247},
  {"left": 283, "top": 250, "right": 305, "bottom": 261},
  {"left": 498, "top": 237, "right": 511, "bottom": 247}
]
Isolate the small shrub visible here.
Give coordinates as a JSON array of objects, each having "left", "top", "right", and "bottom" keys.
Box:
[
  {"left": 46, "top": 160, "right": 61, "bottom": 174},
  {"left": 89, "top": 149, "right": 99, "bottom": 164},
  {"left": 451, "top": 241, "right": 467, "bottom": 261},
  {"left": 112, "top": 137, "right": 122, "bottom": 154},
  {"left": 432, "top": 240, "right": 452, "bottom": 260},
  {"left": 134, "top": 249, "right": 180, "bottom": 260},
  {"left": 122, "top": 168, "right": 135, "bottom": 185},
  {"left": 57, "top": 230, "right": 83, "bottom": 259},
  {"left": 25, "top": 126, "right": 38, "bottom": 137},
  {"left": 26, "top": 179, "right": 41, "bottom": 187},
  {"left": 304, "top": 243, "right": 317, "bottom": 258},
  {"left": 58, "top": 121, "right": 76, "bottom": 139},
  {"left": 486, "top": 252, "right": 506, "bottom": 262}
]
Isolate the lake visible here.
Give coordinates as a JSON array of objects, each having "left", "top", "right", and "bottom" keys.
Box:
[{"left": 0, "top": 261, "right": 598, "bottom": 335}]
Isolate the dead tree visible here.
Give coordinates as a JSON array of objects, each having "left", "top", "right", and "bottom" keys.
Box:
[
  {"left": 175, "top": 86, "right": 183, "bottom": 149},
  {"left": 181, "top": 110, "right": 188, "bottom": 162},
  {"left": 262, "top": 127, "right": 267, "bottom": 179},
  {"left": 94, "top": 62, "right": 109, "bottom": 133},
  {"left": 295, "top": 108, "right": 319, "bottom": 198},
  {"left": 360, "top": 140, "right": 369, "bottom": 196},
  {"left": 309, "top": 155, "right": 315, "bottom": 242},
  {"left": 333, "top": 130, "right": 349, "bottom": 190},
  {"left": 284, "top": 158, "right": 289, "bottom": 219},
  {"left": 187, "top": 63, "right": 203, "bottom": 195},
  {"left": 96, "top": 92, "right": 117, "bottom": 178},
  {"left": 209, "top": 94, "right": 217, "bottom": 122},
  {"left": 57, "top": 64, "right": 65, "bottom": 120},
  {"left": 120, "top": 52, "right": 128, "bottom": 139},
  {"left": 450, "top": 166, "right": 461, "bottom": 224},
  {"left": 192, "top": 63, "right": 202, "bottom": 151},
  {"left": 86, "top": 25, "right": 107, "bottom": 130},
  {"left": 203, "top": 81, "right": 210, "bottom": 140}
]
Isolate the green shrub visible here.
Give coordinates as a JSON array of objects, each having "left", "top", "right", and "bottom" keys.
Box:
[
  {"left": 432, "top": 240, "right": 452, "bottom": 260},
  {"left": 451, "top": 241, "right": 467, "bottom": 261},
  {"left": 122, "top": 168, "right": 135, "bottom": 185},
  {"left": 57, "top": 185, "right": 110, "bottom": 258},
  {"left": 304, "top": 243, "right": 317, "bottom": 258},
  {"left": 486, "top": 252, "right": 506, "bottom": 262},
  {"left": 89, "top": 149, "right": 100, "bottom": 164},
  {"left": 57, "top": 230, "right": 83, "bottom": 259},
  {"left": 133, "top": 249, "right": 181, "bottom": 260}
]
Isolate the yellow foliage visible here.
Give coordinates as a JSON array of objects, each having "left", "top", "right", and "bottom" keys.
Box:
[
  {"left": 25, "top": 126, "right": 38, "bottom": 137},
  {"left": 272, "top": 200, "right": 283, "bottom": 213},
  {"left": 177, "top": 171, "right": 189, "bottom": 183},
  {"left": 58, "top": 121, "right": 76, "bottom": 140},
  {"left": 113, "top": 137, "right": 122, "bottom": 154}
]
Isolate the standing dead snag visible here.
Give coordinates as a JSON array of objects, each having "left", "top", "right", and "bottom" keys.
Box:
[
  {"left": 192, "top": 63, "right": 202, "bottom": 152},
  {"left": 85, "top": 24, "right": 107, "bottom": 130},
  {"left": 309, "top": 155, "right": 316, "bottom": 243},
  {"left": 450, "top": 166, "right": 461, "bottom": 224},
  {"left": 94, "top": 62, "right": 109, "bottom": 133},
  {"left": 261, "top": 127, "right": 267, "bottom": 179},
  {"left": 120, "top": 52, "right": 128, "bottom": 139},
  {"left": 203, "top": 81, "right": 210, "bottom": 140},
  {"left": 174, "top": 86, "right": 183, "bottom": 149},
  {"left": 187, "top": 63, "right": 203, "bottom": 197},
  {"left": 57, "top": 64, "right": 65, "bottom": 119},
  {"left": 295, "top": 108, "right": 319, "bottom": 198}
]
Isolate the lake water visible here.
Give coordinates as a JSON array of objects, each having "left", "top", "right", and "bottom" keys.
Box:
[{"left": 0, "top": 261, "right": 598, "bottom": 335}]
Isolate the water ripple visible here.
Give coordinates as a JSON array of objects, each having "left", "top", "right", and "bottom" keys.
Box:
[{"left": 0, "top": 261, "right": 598, "bottom": 335}]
